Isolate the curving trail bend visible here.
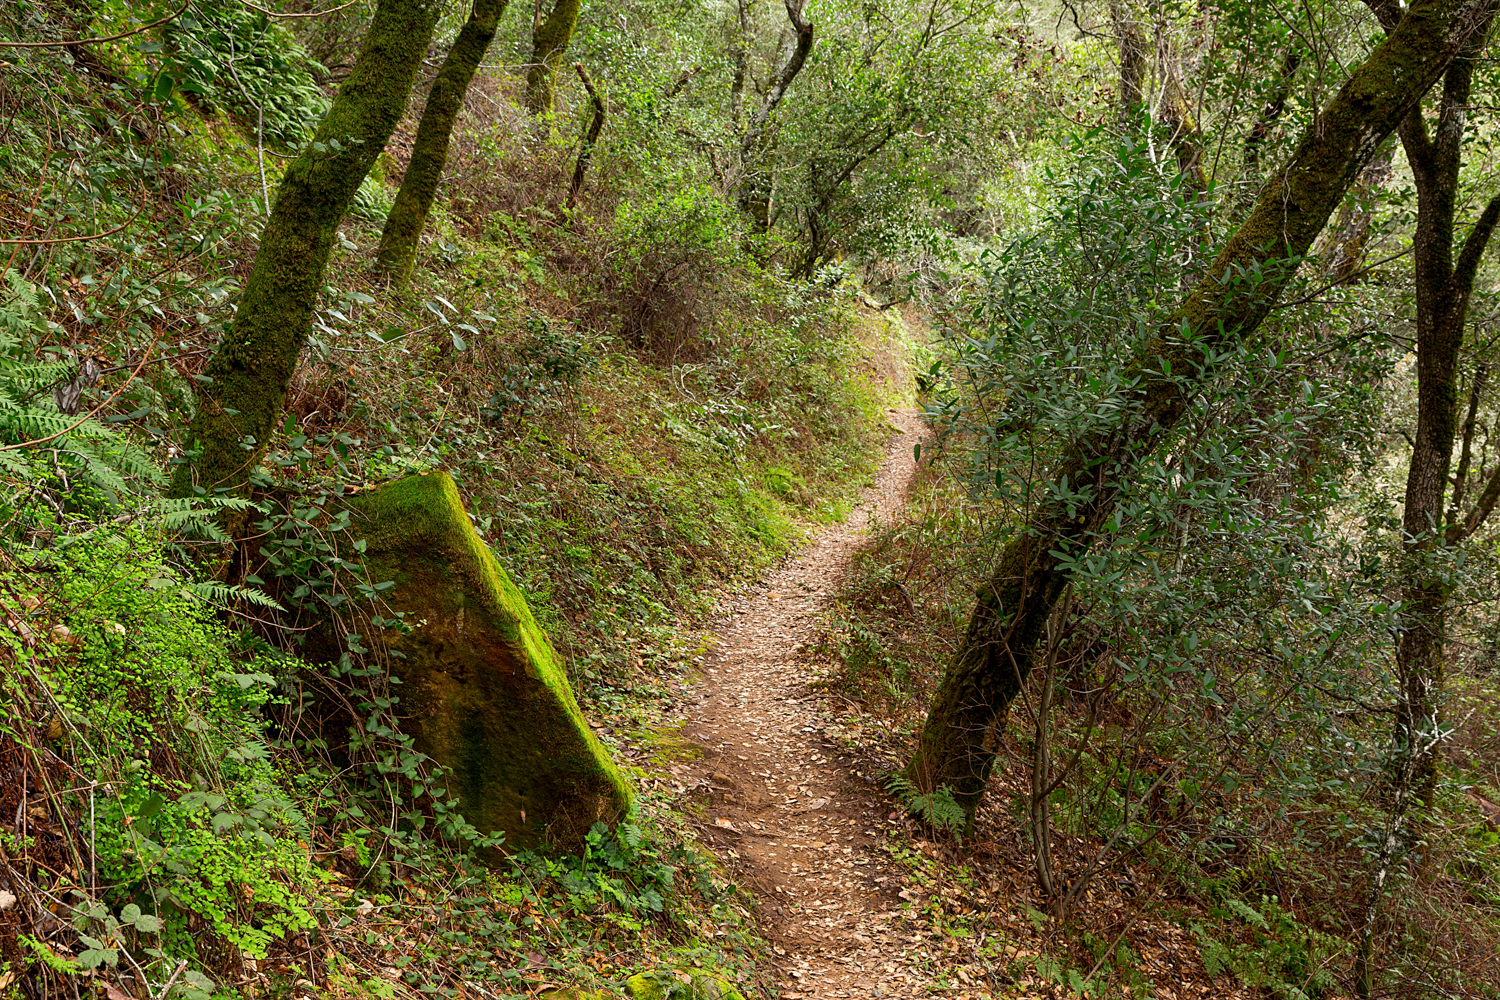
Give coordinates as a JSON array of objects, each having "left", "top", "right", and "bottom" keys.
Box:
[{"left": 677, "top": 408, "right": 937, "bottom": 999}]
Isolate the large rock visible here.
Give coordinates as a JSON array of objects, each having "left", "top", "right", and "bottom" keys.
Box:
[
  {"left": 346, "top": 471, "right": 630, "bottom": 852},
  {"left": 624, "top": 972, "right": 748, "bottom": 1000}
]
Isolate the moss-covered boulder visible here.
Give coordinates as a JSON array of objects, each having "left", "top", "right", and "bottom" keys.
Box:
[
  {"left": 346, "top": 471, "right": 630, "bottom": 852},
  {"left": 540, "top": 990, "right": 614, "bottom": 999},
  {"left": 624, "top": 972, "right": 747, "bottom": 1000}
]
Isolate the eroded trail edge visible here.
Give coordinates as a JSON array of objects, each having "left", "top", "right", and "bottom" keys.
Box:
[{"left": 679, "top": 408, "right": 928, "bottom": 999}]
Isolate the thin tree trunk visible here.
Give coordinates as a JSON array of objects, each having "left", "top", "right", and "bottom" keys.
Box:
[
  {"left": 526, "top": 0, "right": 582, "bottom": 114},
  {"left": 729, "top": 0, "right": 750, "bottom": 129},
  {"left": 1355, "top": 9, "right": 1500, "bottom": 990},
  {"left": 1243, "top": 48, "right": 1302, "bottom": 178},
  {"left": 1387, "top": 1, "right": 1499, "bottom": 810},
  {"left": 737, "top": 0, "right": 813, "bottom": 232},
  {"left": 1319, "top": 145, "right": 1395, "bottom": 283},
  {"left": 171, "top": 0, "right": 442, "bottom": 501},
  {"left": 376, "top": 0, "right": 509, "bottom": 278},
  {"left": 567, "top": 62, "right": 605, "bottom": 209},
  {"left": 1110, "top": 0, "right": 1147, "bottom": 126},
  {"left": 904, "top": 0, "right": 1497, "bottom": 827}
]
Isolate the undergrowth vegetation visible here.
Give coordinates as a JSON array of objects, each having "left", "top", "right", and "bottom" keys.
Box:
[
  {"left": 811, "top": 138, "right": 1500, "bottom": 998},
  {"left": 0, "top": 1, "right": 912, "bottom": 997}
]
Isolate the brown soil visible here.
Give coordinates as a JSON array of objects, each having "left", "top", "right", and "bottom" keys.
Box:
[{"left": 678, "top": 408, "right": 936, "bottom": 998}]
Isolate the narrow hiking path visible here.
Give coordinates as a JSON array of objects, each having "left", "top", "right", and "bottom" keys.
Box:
[{"left": 678, "top": 408, "right": 936, "bottom": 999}]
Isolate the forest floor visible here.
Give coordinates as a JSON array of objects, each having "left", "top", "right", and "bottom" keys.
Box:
[{"left": 666, "top": 408, "right": 949, "bottom": 999}]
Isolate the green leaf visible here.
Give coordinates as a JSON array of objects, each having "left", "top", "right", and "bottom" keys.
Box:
[{"left": 77, "top": 948, "right": 118, "bottom": 970}]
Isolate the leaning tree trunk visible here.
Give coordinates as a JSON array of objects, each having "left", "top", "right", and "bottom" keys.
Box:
[
  {"left": 376, "top": 0, "right": 510, "bottom": 277},
  {"left": 525, "top": 0, "right": 582, "bottom": 114},
  {"left": 904, "top": 0, "right": 1496, "bottom": 827},
  {"left": 736, "top": 0, "right": 813, "bottom": 232},
  {"left": 171, "top": 0, "right": 442, "bottom": 500}
]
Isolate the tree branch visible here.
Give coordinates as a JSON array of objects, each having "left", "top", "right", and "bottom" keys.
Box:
[
  {"left": 1452, "top": 193, "right": 1500, "bottom": 296},
  {"left": 1456, "top": 458, "right": 1500, "bottom": 540},
  {"left": 567, "top": 62, "right": 605, "bottom": 209},
  {"left": 1362, "top": 0, "right": 1404, "bottom": 31}
]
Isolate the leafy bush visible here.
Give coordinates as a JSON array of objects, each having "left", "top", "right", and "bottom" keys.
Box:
[
  {"left": 606, "top": 186, "right": 742, "bottom": 360},
  {"left": 0, "top": 530, "right": 322, "bottom": 993},
  {"left": 1193, "top": 896, "right": 1344, "bottom": 1000},
  {"left": 514, "top": 819, "right": 707, "bottom": 932},
  {"left": 160, "top": 1, "right": 330, "bottom": 148},
  {"left": 0, "top": 271, "right": 159, "bottom": 503}
]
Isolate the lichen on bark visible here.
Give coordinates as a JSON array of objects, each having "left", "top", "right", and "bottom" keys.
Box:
[
  {"left": 376, "top": 0, "right": 509, "bottom": 277},
  {"left": 172, "top": 0, "right": 442, "bottom": 500}
]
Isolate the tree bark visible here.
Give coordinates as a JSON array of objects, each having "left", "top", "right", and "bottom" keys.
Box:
[
  {"left": 737, "top": 0, "right": 813, "bottom": 232},
  {"left": 904, "top": 0, "right": 1498, "bottom": 827},
  {"left": 526, "top": 0, "right": 582, "bottom": 114},
  {"left": 1378, "top": 0, "right": 1500, "bottom": 810},
  {"left": 1109, "top": 0, "right": 1147, "bottom": 126},
  {"left": 567, "top": 62, "right": 605, "bottom": 209},
  {"left": 171, "top": 0, "right": 442, "bottom": 500},
  {"left": 1354, "top": 16, "right": 1500, "bottom": 983},
  {"left": 376, "top": 0, "right": 509, "bottom": 278}
]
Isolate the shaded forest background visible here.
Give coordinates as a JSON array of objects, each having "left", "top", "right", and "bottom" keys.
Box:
[{"left": 1, "top": 1, "right": 1499, "bottom": 998}]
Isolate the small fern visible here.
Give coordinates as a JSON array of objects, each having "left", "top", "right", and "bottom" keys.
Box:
[
  {"left": 1192, "top": 896, "right": 1343, "bottom": 1000},
  {"left": 185, "top": 580, "right": 286, "bottom": 612},
  {"left": 884, "top": 772, "right": 968, "bottom": 839},
  {"left": 0, "top": 271, "right": 160, "bottom": 501}
]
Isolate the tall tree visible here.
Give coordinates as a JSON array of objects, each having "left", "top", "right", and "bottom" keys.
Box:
[
  {"left": 171, "top": 0, "right": 442, "bottom": 500},
  {"left": 526, "top": 0, "right": 582, "bottom": 114},
  {"left": 903, "top": 0, "right": 1498, "bottom": 827},
  {"left": 1356, "top": 1, "right": 1500, "bottom": 990},
  {"left": 376, "top": 0, "right": 510, "bottom": 277}
]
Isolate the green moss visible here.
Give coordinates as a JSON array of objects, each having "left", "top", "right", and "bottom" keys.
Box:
[
  {"left": 638, "top": 725, "right": 704, "bottom": 768},
  {"left": 622, "top": 972, "right": 747, "bottom": 1000},
  {"left": 525, "top": 0, "right": 582, "bottom": 113},
  {"left": 377, "top": 0, "right": 508, "bottom": 276},
  {"left": 622, "top": 974, "right": 666, "bottom": 1000},
  {"left": 348, "top": 471, "right": 631, "bottom": 852},
  {"left": 173, "top": 0, "right": 442, "bottom": 501}
]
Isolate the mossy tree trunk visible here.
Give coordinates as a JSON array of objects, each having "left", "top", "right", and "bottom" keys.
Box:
[
  {"left": 904, "top": 0, "right": 1495, "bottom": 828},
  {"left": 525, "top": 0, "right": 582, "bottom": 115},
  {"left": 376, "top": 0, "right": 510, "bottom": 277},
  {"left": 172, "top": 0, "right": 442, "bottom": 500}
]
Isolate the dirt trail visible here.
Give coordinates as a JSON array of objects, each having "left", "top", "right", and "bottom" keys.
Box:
[{"left": 679, "top": 408, "right": 930, "bottom": 999}]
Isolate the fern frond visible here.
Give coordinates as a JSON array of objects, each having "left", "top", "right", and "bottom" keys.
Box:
[{"left": 185, "top": 581, "right": 286, "bottom": 612}]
